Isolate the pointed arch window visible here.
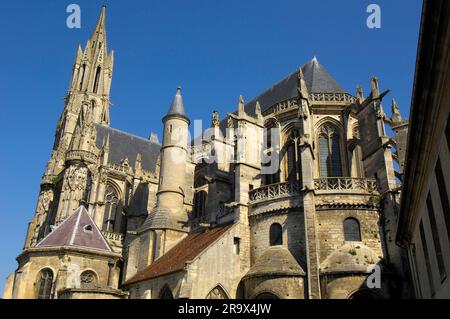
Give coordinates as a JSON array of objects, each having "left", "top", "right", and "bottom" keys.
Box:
[
  {"left": 285, "top": 129, "right": 301, "bottom": 182},
  {"left": 269, "top": 223, "right": 283, "bottom": 246},
  {"left": 193, "top": 190, "right": 207, "bottom": 219},
  {"left": 79, "top": 64, "right": 86, "bottom": 91},
  {"left": 206, "top": 286, "right": 229, "bottom": 299},
  {"left": 262, "top": 124, "right": 280, "bottom": 185},
  {"left": 93, "top": 66, "right": 102, "bottom": 93},
  {"left": 318, "top": 124, "right": 343, "bottom": 177},
  {"left": 36, "top": 268, "right": 54, "bottom": 299},
  {"left": 103, "top": 184, "right": 120, "bottom": 233}
]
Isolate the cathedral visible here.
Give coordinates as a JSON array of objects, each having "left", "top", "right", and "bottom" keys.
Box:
[{"left": 3, "top": 6, "right": 410, "bottom": 299}]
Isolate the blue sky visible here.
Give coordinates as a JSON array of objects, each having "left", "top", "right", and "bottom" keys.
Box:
[{"left": 0, "top": 0, "right": 422, "bottom": 293}]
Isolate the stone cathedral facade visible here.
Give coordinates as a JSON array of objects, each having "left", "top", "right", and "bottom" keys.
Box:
[{"left": 3, "top": 7, "right": 410, "bottom": 299}]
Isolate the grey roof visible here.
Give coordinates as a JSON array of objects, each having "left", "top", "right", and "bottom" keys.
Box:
[
  {"left": 166, "top": 87, "right": 188, "bottom": 119},
  {"left": 245, "top": 57, "right": 348, "bottom": 114},
  {"left": 95, "top": 124, "right": 161, "bottom": 172},
  {"left": 244, "top": 246, "right": 305, "bottom": 279},
  {"left": 37, "top": 206, "right": 113, "bottom": 252}
]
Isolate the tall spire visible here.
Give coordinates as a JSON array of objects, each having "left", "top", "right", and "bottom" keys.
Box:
[{"left": 89, "top": 5, "right": 107, "bottom": 53}]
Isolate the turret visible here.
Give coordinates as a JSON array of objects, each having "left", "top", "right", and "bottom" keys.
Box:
[{"left": 156, "top": 87, "right": 190, "bottom": 224}]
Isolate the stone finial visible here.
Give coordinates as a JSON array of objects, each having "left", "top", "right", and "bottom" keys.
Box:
[
  {"left": 149, "top": 132, "right": 160, "bottom": 144},
  {"left": 238, "top": 95, "right": 245, "bottom": 117},
  {"left": 227, "top": 116, "right": 234, "bottom": 129},
  {"left": 255, "top": 101, "right": 264, "bottom": 123},
  {"left": 356, "top": 84, "right": 364, "bottom": 102},
  {"left": 371, "top": 76, "right": 379, "bottom": 98},
  {"left": 297, "top": 68, "right": 309, "bottom": 98},
  {"left": 135, "top": 153, "right": 142, "bottom": 172},
  {"left": 212, "top": 110, "right": 220, "bottom": 127},
  {"left": 391, "top": 99, "right": 402, "bottom": 123}
]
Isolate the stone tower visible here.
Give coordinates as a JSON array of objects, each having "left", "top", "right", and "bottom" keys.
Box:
[
  {"left": 131, "top": 88, "right": 191, "bottom": 272},
  {"left": 24, "top": 5, "right": 115, "bottom": 248}
]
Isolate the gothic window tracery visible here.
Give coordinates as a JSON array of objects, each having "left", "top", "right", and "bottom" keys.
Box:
[
  {"left": 206, "top": 286, "right": 229, "bottom": 299},
  {"left": 284, "top": 129, "right": 301, "bottom": 182},
  {"left": 36, "top": 268, "right": 54, "bottom": 299},
  {"left": 103, "top": 184, "right": 120, "bottom": 233},
  {"left": 193, "top": 190, "right": 207, "bottom": 219},
  {"left": 318, "top": 124, "right": 343, "bottom": 177}
]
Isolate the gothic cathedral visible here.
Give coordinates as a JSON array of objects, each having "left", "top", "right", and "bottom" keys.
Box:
[{"left": 3, "top": 6, "right": 410, "bottom": 299}]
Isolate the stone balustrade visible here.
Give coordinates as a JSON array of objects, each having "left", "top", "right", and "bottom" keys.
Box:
[
  {"left": 66, "top": 150, "right": 98, "bottom": 163},
  {"left": 313, "top": 177, "right": 378, "bottom": 194},
  {"left": 249, "top": 181, "right": 302, "bottom": 204},
  {"left": 310, "top": 92, "right": 357, "bottom": 104},
  {"left": 101, "top": 231, "right": 124, "bottom": 245},
  {"left": 248, "top": 178, "right": 378, "bottom": 204}
]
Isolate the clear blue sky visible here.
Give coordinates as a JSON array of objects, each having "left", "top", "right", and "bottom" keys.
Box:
[{"left": 0, "top": 0, "right": 422, "bottom": 293}]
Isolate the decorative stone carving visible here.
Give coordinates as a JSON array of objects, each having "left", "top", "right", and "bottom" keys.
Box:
[
  {"left": 67, "top": 166, "right": 89, "bottom": 191},
  {"left": 212, "top": 111, "right": 220, "bottom": 127}
]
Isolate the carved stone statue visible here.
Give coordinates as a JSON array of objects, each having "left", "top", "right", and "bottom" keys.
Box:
[{"left": 212, "top": 111, "right": 220, "bottom": 127}]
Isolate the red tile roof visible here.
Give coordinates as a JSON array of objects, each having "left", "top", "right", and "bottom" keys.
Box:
[
  {"left": 125, "top": 224, "right": 234, "bottom": 285},
  {"left": 36, "top": 206, "right": 113, "bottom": 252}
]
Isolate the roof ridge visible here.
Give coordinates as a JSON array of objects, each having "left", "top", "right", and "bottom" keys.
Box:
[{"left": 96, "top": 124, "right": 162, "bottom": 146}]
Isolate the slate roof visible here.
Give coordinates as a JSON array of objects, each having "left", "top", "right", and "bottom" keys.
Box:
[
  {"left": 124, "top": 224, "right": 233, "bottom": 285},
  {"left": 243, "top": 246, "right": 305, "bottom": 279},
  {"left": 36, "top": 206, "right": 113, "bottom": 252},
  {"left": 95, "top": 124, "right": 161, "bottom": 172},
  {"left": 245, "top": 57, "right": 348, "bottom": 114}
]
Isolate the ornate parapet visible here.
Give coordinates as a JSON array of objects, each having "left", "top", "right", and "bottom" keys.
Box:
[
  {"left": 107, "top": 163, "right": 132, "bottom": 175},
  {"left": 66, "top": 150, "right": 98, "bottom": 164},
  {"left": 249, "top": 181, "right": 302, "bottom": 204},
  {"left": 314, "top": 177, "right": 380, "bottom": 210},
  {"left": 262, "top": 98, "right": 299, "bottom": 116},
  {"left": 101, "top": 231, "right": 124, "bottom": 251},
  {"left": 314, "top": 177, "right": 378, "bottom": 194},
  {"left": 310, "top": 92, "right": 357, "bottom": 105}
]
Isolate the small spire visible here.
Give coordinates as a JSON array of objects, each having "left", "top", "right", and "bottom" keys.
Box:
[
  {"left": 255, "top": 101, "right": 264, "bottom": 122},
  {"left": 297, "top": 67, "right": 309, "bottom": 98},
  {"left": 238, "top": 95, "right": 245, "bottom": 116},
  {"left": 89, "top": 5, "right": 108, "bottom": 52},
  {"left": 135, "top": 153, "right": 142, "bottom": 172},
  {"left": 166, "top": 86, "right": 188, "bottom": 119},
  {"left": 391, "top": 99, "right": 402, "bottom": 122},
  {"left": 149, "top": 132, "right": 160, "bottom": 144},
  {"left": 371, "top": 76, "right": 379, "bottom": 98},
  {"left": 312, "top": 56, "right": 319, "bottom": 64},
  {"left": 356, "top": 84, "right": 364, "bottom": 102}
]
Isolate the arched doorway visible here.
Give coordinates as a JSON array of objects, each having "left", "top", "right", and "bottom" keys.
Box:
[{"left": 159, "top": 284, "right": 174, "bottom": 299}]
